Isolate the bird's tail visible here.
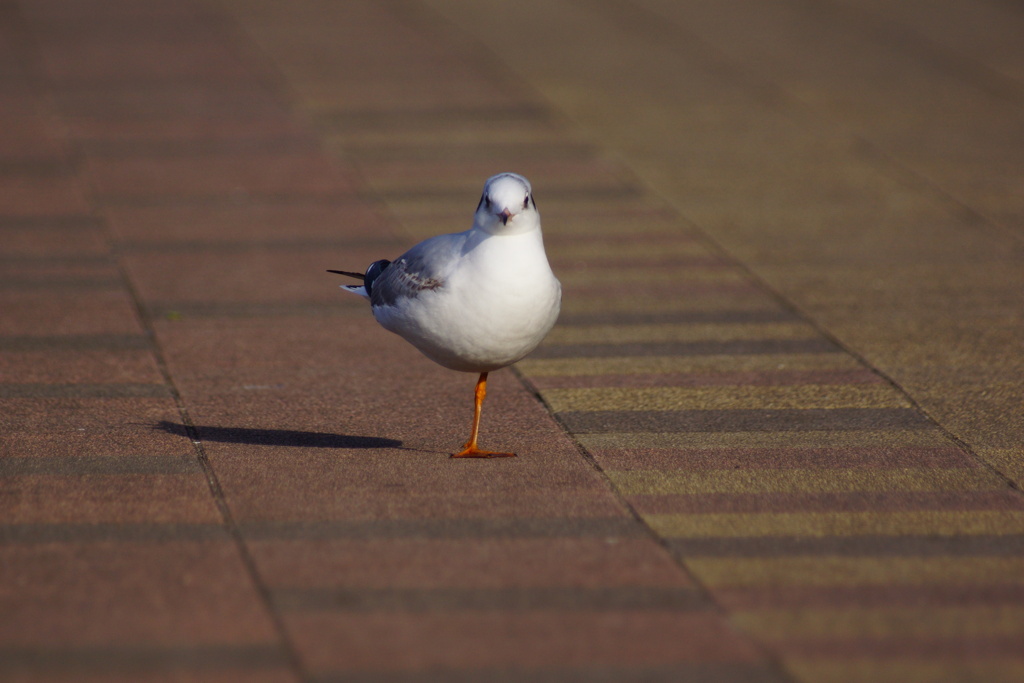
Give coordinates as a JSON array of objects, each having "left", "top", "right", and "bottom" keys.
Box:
[
  {"left": 327, "top": 269, "right": 364, "bottom": 280},
  {"left": 328, "top": 269, "right": 370, "bottom": 298},
  {"left": 327, "top": 260, "right": 391, "bottom": 299}
]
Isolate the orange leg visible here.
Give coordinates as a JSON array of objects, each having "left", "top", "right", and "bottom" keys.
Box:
[{"left": 451, "top": 372, "right": 516, "bottom": 458}]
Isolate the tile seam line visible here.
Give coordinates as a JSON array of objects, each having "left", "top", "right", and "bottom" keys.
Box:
[
  {"left": 25, "top": 5, "right": 310, "bottom": 679},
  {"left": 396, "top": 0, "right": 1017, "bottom": 488},
  {"left": 111, "top": 266, "right": 308, "bottom": 677},
  {"left": 597, "top": 0, "right": 1024, "bottom": 243},
  {"left": 808, "top": 0, "right": 1024, "bottom": 249},
  {"left": 666, "top": 153, "right": 1024, "bottom": 496},
  {"left": 562, "top": 0, "right": 1000, "bottom": 254},
  {"left": 206, "top": 0, "right": 703, "bottom": 541},
  {"left": 188, "top": 0, "right": 1003, "bottom": 675},
  {"left": 370, "top": 1, "right": 802, "bottom": 676},
  {"left": 403, "top": 1, "right": 1020, "bottom": 677},
  {"left": 490, "top": 0, "right": 1022, "bottom": 478},
  {"left": 595, "top": 0, "right": 1024, "bottom": 492},
  {"left": 510, "top": 369, "right": 798, "bottom": 682},
  {"left": 848, "top": 134, "right": 1024, "bottom": 249},
  {"left": 403, "top": 0, "right": 1011, "bottom": 482},
  {"left": 97, "top": 115, "right": 311, "bottom": 683}
]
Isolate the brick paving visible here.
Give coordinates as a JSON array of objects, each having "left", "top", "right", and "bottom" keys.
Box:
[{"left": 2, "top": 1, "right": 1023, "bottom": 682}]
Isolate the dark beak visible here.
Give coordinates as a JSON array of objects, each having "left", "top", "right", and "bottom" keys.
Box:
[{"left": 499, "top": 208, "right": 513, "bottom": 225}]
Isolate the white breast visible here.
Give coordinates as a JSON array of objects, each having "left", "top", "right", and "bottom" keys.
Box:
[{"left": 373, "top": 229, "right": 561, "bottom": 373}]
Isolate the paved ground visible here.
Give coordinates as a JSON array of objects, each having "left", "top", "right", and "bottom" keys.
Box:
[{"left": 2, "top": 0, "right": 1023, "bottom": 681}]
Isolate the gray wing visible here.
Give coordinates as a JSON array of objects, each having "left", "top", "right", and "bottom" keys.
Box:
[{"left": 370, "top": 232, "right": 467, "bottom": 308}]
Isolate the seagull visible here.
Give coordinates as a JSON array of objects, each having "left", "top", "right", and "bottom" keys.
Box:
[{"left": 329, "top": 173, "right": 561, "bottom": 458}]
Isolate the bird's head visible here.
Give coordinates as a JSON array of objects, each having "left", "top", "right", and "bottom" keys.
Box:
[{"left": 474, "top": 173, "right": 539, "bottom": 235}]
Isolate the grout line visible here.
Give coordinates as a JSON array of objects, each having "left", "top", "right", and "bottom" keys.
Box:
[
  {"left": 399, "top": 0, "right": 1022, "bottom": 678},
  {"left": 391, "top": 2, "right": 799, "bottom": 680},
  {"left": 849, "top": 135, "right": 1024, "bottom": 249},
  {"left": 99, "top": 101, "right": 314, "bottom": 683},
  {"left": 17, "top": 3, "right": 314, "bottom": 679},
  {"left": 510, "top": 366, "right": 799, "bottom": 681},
  {"left": 594, "top": 0, "right": 1024, "bottom": 490}
]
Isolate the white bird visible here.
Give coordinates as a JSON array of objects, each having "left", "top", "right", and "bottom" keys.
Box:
[{"left": 329, "top": 173, "right": 561, "bottom": 458}]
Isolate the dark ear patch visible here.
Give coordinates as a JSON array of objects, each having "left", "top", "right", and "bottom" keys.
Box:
[{"left": 364, "top": 259, "right": 391, "bottom": 297}]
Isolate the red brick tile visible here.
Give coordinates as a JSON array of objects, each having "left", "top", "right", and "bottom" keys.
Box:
[
  {"left": 54, "top": 84, "right": 288, "bottom": 120},
  {"left": 22, "top": 0, "right": 208, "bottom": 21},
  {"left": 0, "top": 91, "right": 46, "bottom": 116},
  {"left": 286, "top": 611, "right": 763, "bottom": 672},
  {"left": 84, "top": 154, "right": 358, "bottom": 201},
  {"left": 0, "top": 176, "right": 90, "bottom": 216},
  {"left": 70, "top": 116, "right": 311, "bottom": 150},
  {"left": 250, "top": 538, "right": 692, "bottom": 590},
  {"left": 186, "top": 392, "right": 616, "bottom": 522},
  {"left": 103, "top": 203, "right": 396, "bottom": 245},
  {"left": 0, "top": 260, "right": 120, "bottom": 290},
  {"left": 0, "top": 350, "right": 162, "bottom": 384},
  {"left": 10, "top": 670, "right": 296, "bottom": 683},
  {"left": 217, "top": 479, "right": 623, "bottom": 524},
  {"left": 0, "top": 398, "right": 182, "bottom": 447},
  {"left": 121, "top": 248, "right": 380, "bottom": 306},
  {"left": 0, "top": 474, "right": 220, "bottom": 525},
  {"left": 150, "top": 318, "right": 409, "bottom": 387},
  {"left": 148, "top": 323, "right": 581, "bottom": 462},
  {"left": 190, "top": 442, "right": 612, "bottom": 521},
  {"left": 0, "top": 541, "right": 277, "bottom": 647},
  {"left": 0, "top": 115, "right": 67, "bottom": 160},
  {"left": 146, "top": 319, "right": 623, "bottom": 520},
  {"left": 13, "top": 670, "right": 298, "bottom": 683},
  {"left": 0, "top": 291, "right": 143, "bottom": 335},
  {"left": 159, "top": 354, "right": 556, "bottom": 462},
  {"left": 0, "top": 224, "right": 109, "bottom": 258},
  {"left": 35, "top": 35, "right": 259, "bottom": 83}
]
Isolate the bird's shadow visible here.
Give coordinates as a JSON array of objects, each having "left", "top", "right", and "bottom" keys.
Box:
[{"left": 153, "top": 421, "right": 403, "bottom": 449}]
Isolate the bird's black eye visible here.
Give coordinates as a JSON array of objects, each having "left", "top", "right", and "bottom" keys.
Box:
[
  {"left": 484, "top": 196, "right": 492, "bottom": 210},
  {"left": 523, "top": 195, "right": 530, "bottom": 209}
]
